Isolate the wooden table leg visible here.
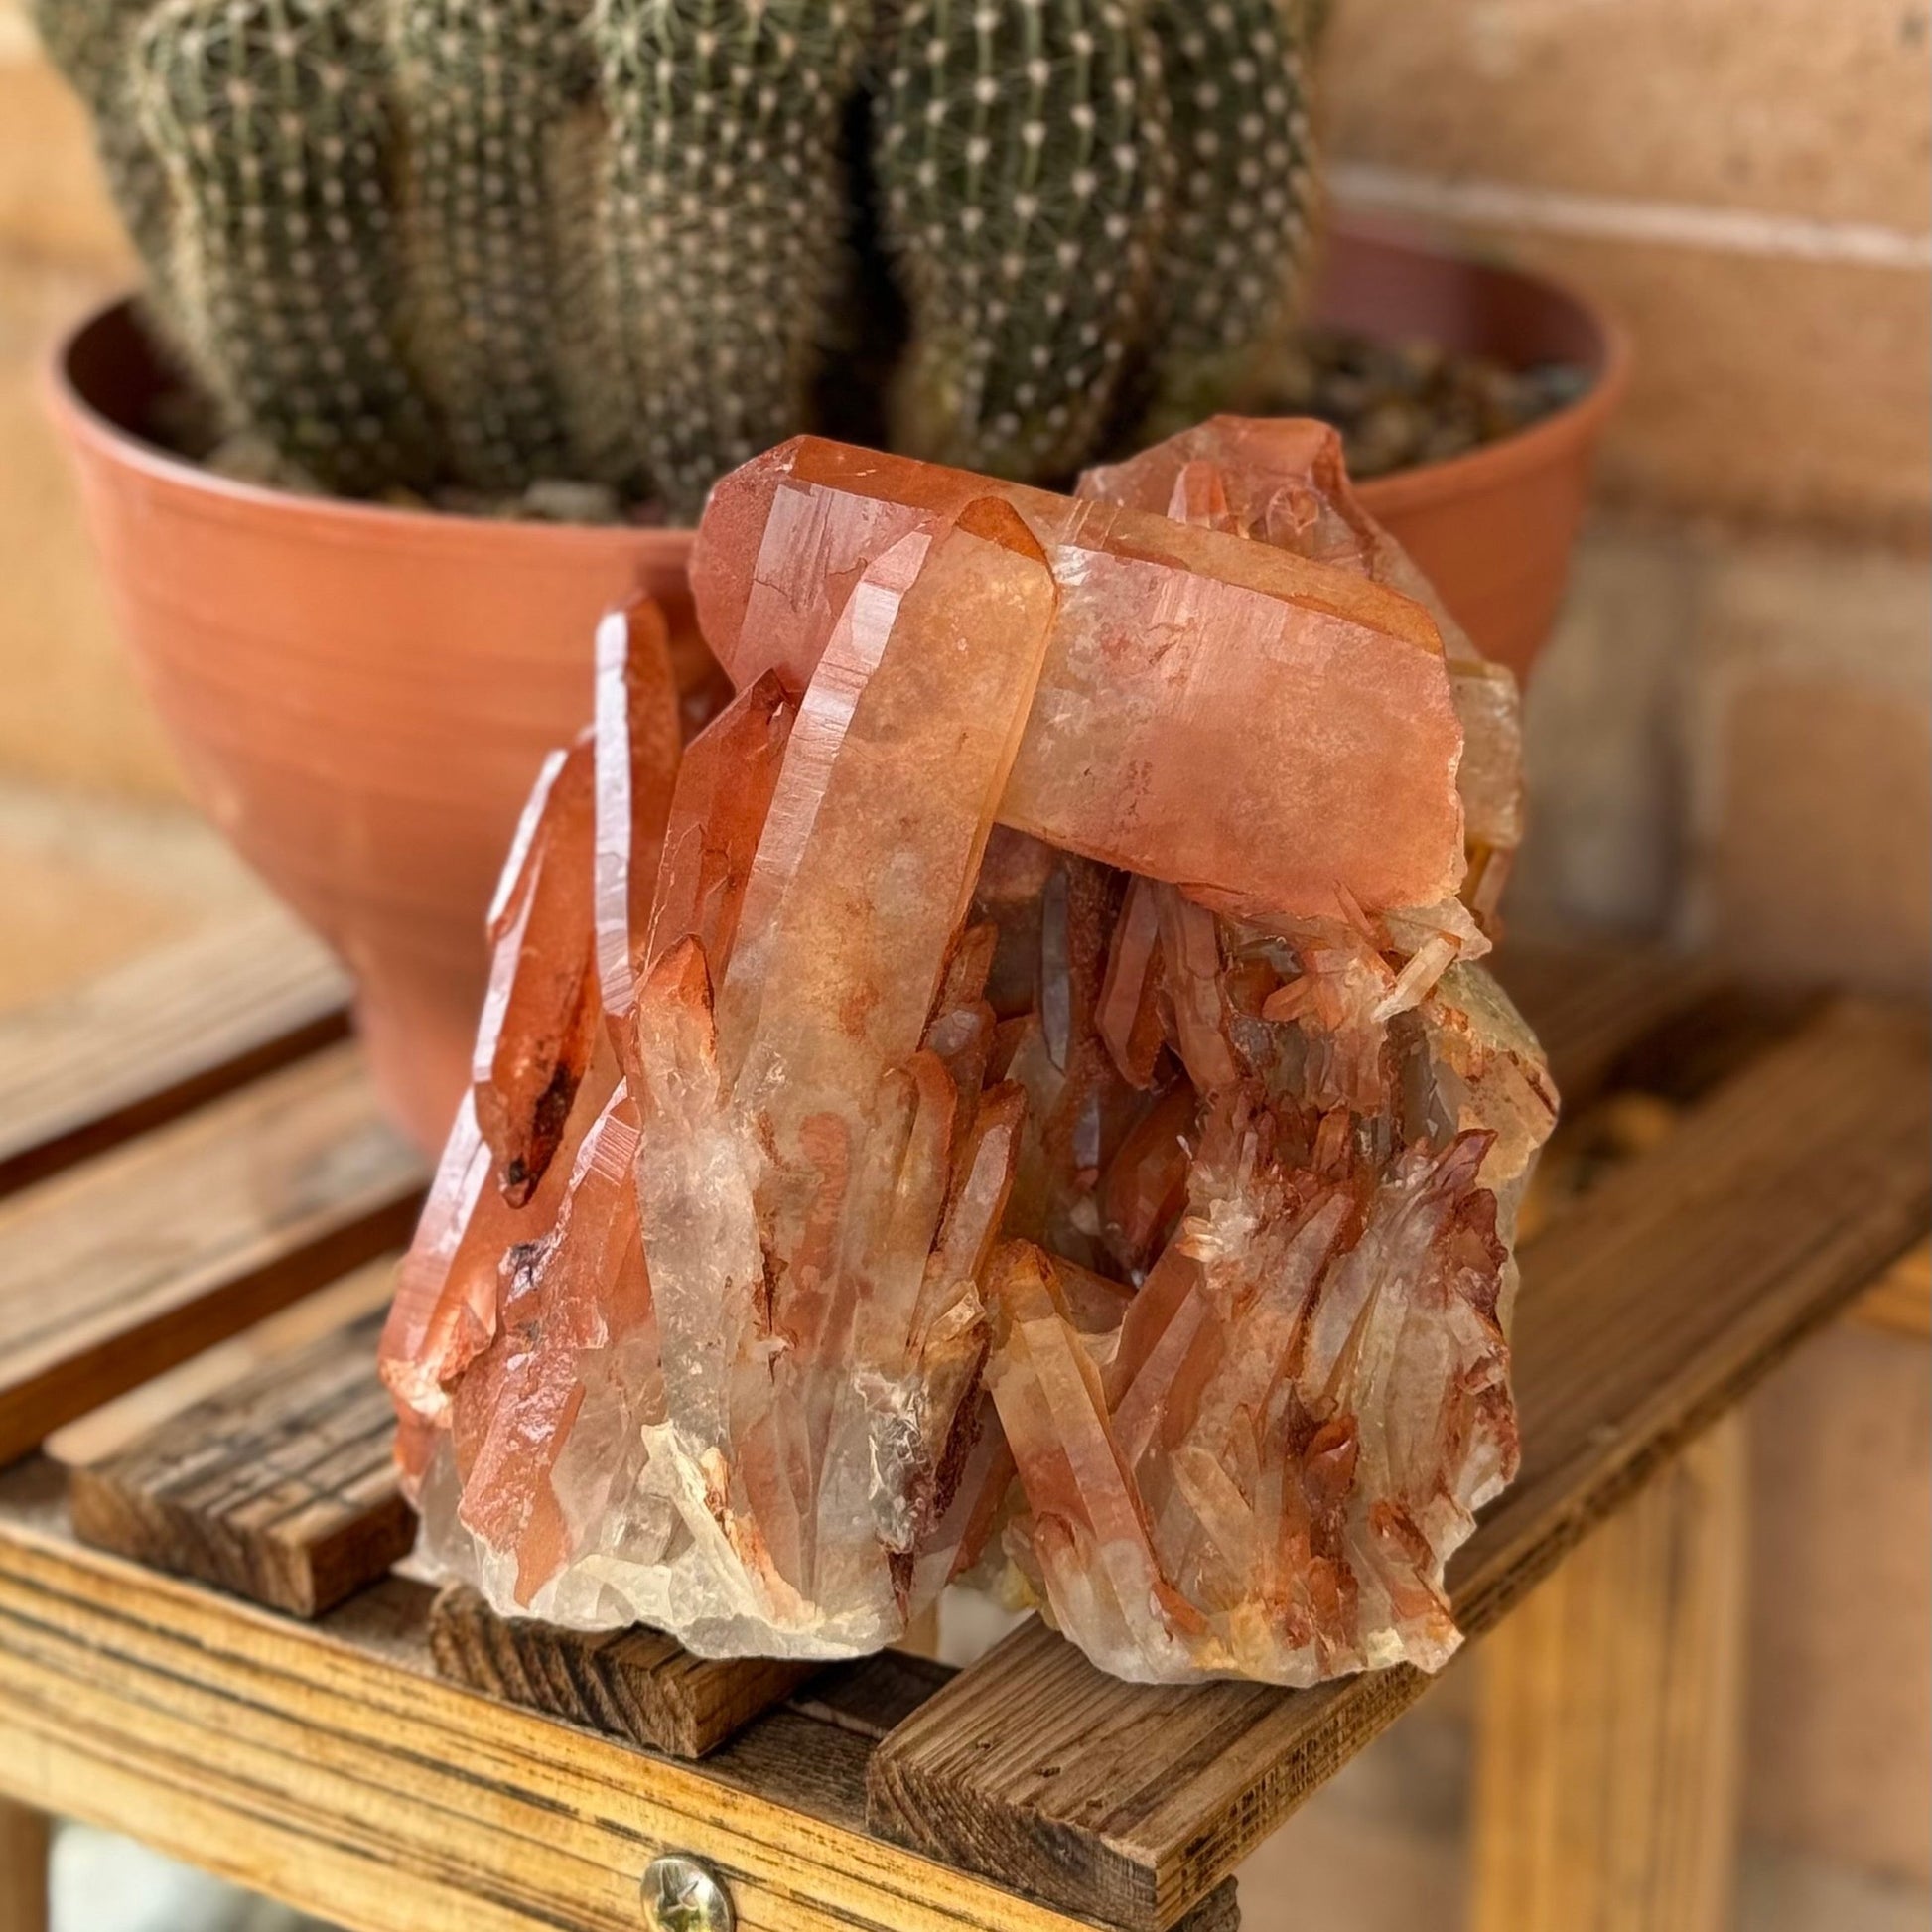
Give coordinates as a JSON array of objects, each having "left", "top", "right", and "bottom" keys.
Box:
[
  {"left": 1470, "top": 1414, "right": 1748, "bottom": 1932},
  {"left": 0, "top": 1798, "right": 49, "bottom": 1932}
]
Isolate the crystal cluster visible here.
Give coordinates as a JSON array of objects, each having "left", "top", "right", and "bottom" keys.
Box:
[{"left": 381, "top": 419, "right": 1557, "bottom": 1680}]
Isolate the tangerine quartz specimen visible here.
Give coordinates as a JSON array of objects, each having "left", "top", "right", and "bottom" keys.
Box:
[
  {"left": 382, "top": 431, "right": 1558, "bottom": 1683},
  {"left": 386, "top": 508, "right": 1064, "bottom": 1655},
  {"left": 690, "top": 436, "right": 1468, "bottom": 924}
]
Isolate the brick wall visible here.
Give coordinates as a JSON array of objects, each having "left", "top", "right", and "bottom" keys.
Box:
[
  {"left": 1319, "top": 0, "right": 1931, "bottom": 1897},
  {"left": 1325, "top": 0, "right": 1931, "bottom": 538},
  {"left": 1325, "top": 3, "right": 1931, "bottom": 1009}
]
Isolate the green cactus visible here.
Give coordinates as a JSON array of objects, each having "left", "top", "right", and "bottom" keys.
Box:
[
  {"left": 31, "top": 0, "right": 176, "bottom": 278},
  {"left": 51, "top": 0, "right": 1321, "bottom": 516},
  {"left": 132, "top": 0, "right": 441, "bottom": 494},
  {"left": 1136, "top": 0, "right": 1318, "bottom": 442},
  {"left": 386, "top": 0, "right": 604, "bottom": 491},
  {"left": 594, "top": 0, "right": 870, "bottom": 521},
  {"left": 872, "top": 0, "right": 1171, "bottom": 483}
]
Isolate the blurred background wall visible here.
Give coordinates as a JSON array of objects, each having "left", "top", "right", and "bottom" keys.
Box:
[
  {"left": 1323, "top": 5, "right": 1932, "bottom": 1915},
  {"left": 0, "top": 0, "right": 1926, "bottom": 1922}
]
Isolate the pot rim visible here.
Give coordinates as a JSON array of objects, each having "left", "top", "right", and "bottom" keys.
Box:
[
  {"left": 1324, "top": 214, "right": 1632, "bottom": 515},
  {"left": 46, "top": 301, "right": 698, "bottom": 555},
  {"left": 49, "top": 223, "right": 1629, "bottom": 537}
]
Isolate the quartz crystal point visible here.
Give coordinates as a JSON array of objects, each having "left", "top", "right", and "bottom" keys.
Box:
[
  {"left": 470, "top": 739, "right": 599, "bottom": 1207},
  {"left": 468, "top": 594, "right": 682, "bottom": 1206},
  {"left": 981, "top": 874, "right": 1557, "bottom": 1685},
  {"left": 1078, "top": 417, "right": 1525, "bottom": 925},
  {"left": 691, "top": 436, "right": 1467, "bottom": 923},
  {"left": 592, "top": 597, "right": 684, "bottom": 1030},
  {"left": 386, "top": 503, "right": 1062, "bottom": 1656}
]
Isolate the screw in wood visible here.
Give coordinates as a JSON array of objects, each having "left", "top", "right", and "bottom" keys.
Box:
[{"left": 640, "top": 1853, "right": 735, "bottom": 1932}]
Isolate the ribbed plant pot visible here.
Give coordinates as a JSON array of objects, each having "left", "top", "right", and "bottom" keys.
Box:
[
  {"left": 50, "top": 220, "right": 1624, "bottom": 1154},
  {"left": 1331, "top": 218, "right": 1630, "bottom": 683},
  {"left": 49, "top": 306, "right": 706, "bottom": 1154}
]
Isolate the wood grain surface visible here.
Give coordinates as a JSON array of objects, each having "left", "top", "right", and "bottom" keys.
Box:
[
  {"left": 0, "top": 937, "right": 1913, "bottom": 1932},
  {"left": 1472, "top": 1414, "right": 1748, "bottom": 1932},
  {"left": 0, "top": 1796, "right": 48, "bottom": 1932},
  {"left": 0, "top": 909, "right": 348, "bottom": 1197},
  {"left": 1490, "top": 935, "right": 1730, "bottom": 1105},
  {"left": 0, "top": 1458, "right": 1234, "bottom": 1932},
  {"left": 866, "top": 1001, "right": 1931, "bottom": 1928},
  {"left": 0, "top": 1042, "right": 424, "bottom": 1466},
  {"left": 69, "top": 1311, "right": 414, "bottom": 1617},
  {"left": 430, "top": 1586, "right": 817, "bottom": 1760}
]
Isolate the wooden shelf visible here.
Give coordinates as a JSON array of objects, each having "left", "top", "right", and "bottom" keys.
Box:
[{"left": 0, "top": 922, "right": 1922, "bottom": 1932}]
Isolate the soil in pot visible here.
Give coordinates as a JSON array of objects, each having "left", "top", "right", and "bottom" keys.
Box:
[{"left": 1265, "top": 325, "right": 1592, "bottom": 482}]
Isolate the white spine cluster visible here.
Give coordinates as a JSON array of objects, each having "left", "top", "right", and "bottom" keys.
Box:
[
  {"left": 387, "top": 0, "right": 602, "bottom": 491},
  {"left": 595, "top": 0, "right": 871, "bottom": 520},
  {"left": 875, "top": 0, "right": 1172, "bottom": 483},
  {"left": 1140, "top": 0, "right": 1317, "bottom": 438},
  {"left": 134, "top": 0, "right": 439, "bottom": 492}
]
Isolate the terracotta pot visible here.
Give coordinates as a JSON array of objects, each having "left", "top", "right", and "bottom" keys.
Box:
[
  {"left": 50, "top": 221, "right": 1622, "bottom": 1153},
  {"left": 1316, "top": 218, "right": 1630, "bottom": 683},
  {"left": 50, "top": 303, "right": 704, "bottom": 1153}
]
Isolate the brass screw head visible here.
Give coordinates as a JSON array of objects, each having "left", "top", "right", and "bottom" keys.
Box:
[{"left": 640, "top": 1853, "right": 735, "bottom": 1932}]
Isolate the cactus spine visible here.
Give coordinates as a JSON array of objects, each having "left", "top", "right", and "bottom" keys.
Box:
[
  {"left": 133, "top": 0, "right": 440, "bottom": 493},
  {"left": 874, "top": 0, "right": 1171, "bottom": 483},
  {"left": 48, "top": 0, "right": 1322, "bottom": 514},
  {"left": 594, "top": 0, "right": 870, "bottom": 521},
  {"left": 1137, "top": 0, "right": 1317, "bottom": 441},
  {"left": 30, "top": 0, "right": 177, "bottom": 278},
  {"left": 386, "top": 0, "right": 603, "bottom": 491}
]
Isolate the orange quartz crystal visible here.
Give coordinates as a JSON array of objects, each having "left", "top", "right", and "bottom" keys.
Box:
[
  {"left": 387, "top": 506, "right": 1063, "bottom": 1655},
  {"left": 383, "top": 431, "right": 1556, "bottom": 1682},
  {"left": 691, "top": 436, "right": 1467, "bottom": 923},
  {"left": 1079, "top": 417, "right": 1525, "bottom": 926}
]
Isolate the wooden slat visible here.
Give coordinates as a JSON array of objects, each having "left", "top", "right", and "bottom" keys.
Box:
[
  {"left": 429, "top": 1585, "right": 817, "bottom": 1760},
  {"left": 1471, "top": 1414, "right": 1747, "bottom": 1932},
  {"left": 0, "top": 909, "right": 348, "bottom": 1196},
  {"left": 1857, "top": 1237, "right": 1931, "bottom": 1339},
  {"left": 47, "top": 1255, "right": 401, "bottom": 1468},
  {"left": 69, "top": 1310, "right": 414, "bottom": 1618},
  {"left": 0, "top": 1042, "right": 425, "bottom": 1466},
  {"left": 1491, "top": 934, "right": 1729, "bottom": 1105},
  {"left": 0, "top": 1797, "right": 48, "bottom": 1932},
  {"left": 0, "top": 1457, "right": 1235, "bottom": 1932},
  {"left": 866, "top": 1000, "right": 1932, "bottom": 1930}
]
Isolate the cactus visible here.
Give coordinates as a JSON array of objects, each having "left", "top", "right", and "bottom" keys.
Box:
[
  {"left": 132, "top": 0, "right": 441, "bottom": 494},
  {"left": 48, "top": 0, "right": 1321, "bottom": 514},
  {"left": 30, "top": 0, "right": 176, "bottom": 279},
  {"left": 386, "top": 0, "right": 604, "bottom": 491},
  {"left": 1136, "top": 0, "right": 1318, "bottom": 442},
  {"left": 873, "top": 0, "right": 1171, "bottom": 483},
  {"left": 595, "top": 0, "right": 870, "bottom": 521}
]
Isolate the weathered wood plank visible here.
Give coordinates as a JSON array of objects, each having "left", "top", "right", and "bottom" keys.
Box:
[
  {"left": 1490, "top": 935, "right": 1730, "bottom": 1106},
  {"left": 0, "top": 909, "right": 348, "bottom": 1197},
  {"left": 1471, "top": 1414, "right": 1747, "bottom": 1932},
  {"left": 429, "top": 1585, "right": 817, "bottom": 1761},
  {"left": 866, "top": 1001, "right": 1932, "bottom": 1930},
  {"left": 0, "top": 1042, "right": 425, "bottom": 1466},
  {"left": 1857, "top": 1237, "right": 1930, "bottom": 1339},
  {"left": 48, "top": 1256, "right": 400, "bottom": 1468},
  {"left": 0, "top": 1797, "right": 48, "bottom": 1932},
  {"left": 0, "top": 1456, "right": 1230, "bottom": 1932},
  {"left": 69, "top": 1310, "right": 414, "bottom": 1618}
]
